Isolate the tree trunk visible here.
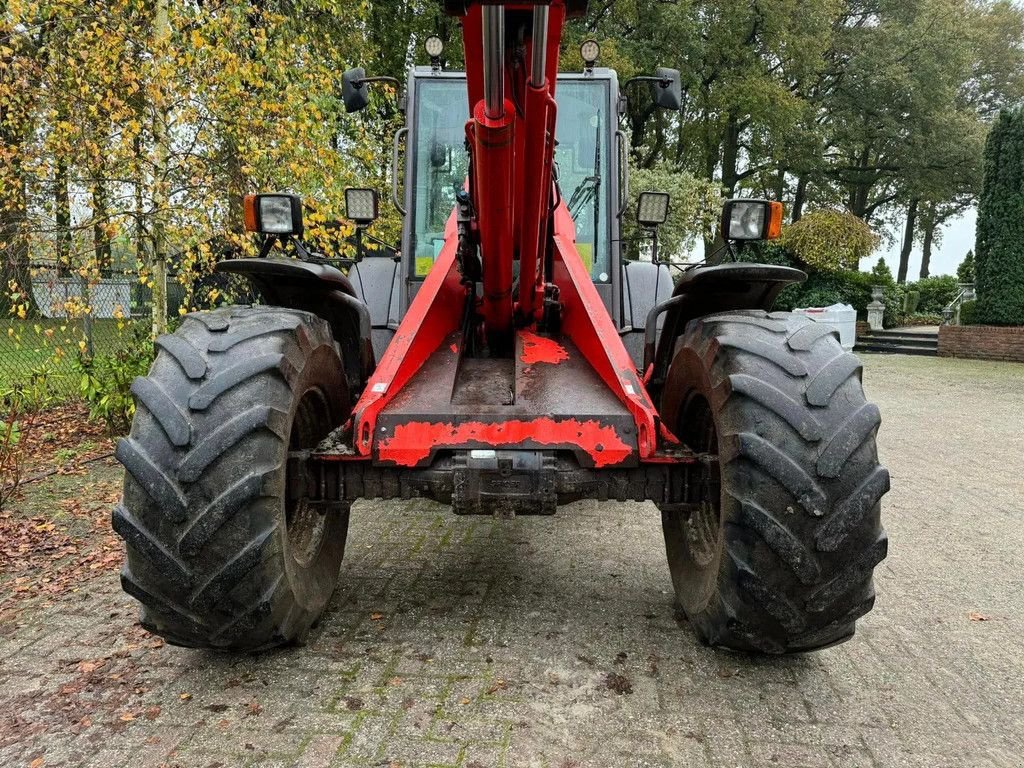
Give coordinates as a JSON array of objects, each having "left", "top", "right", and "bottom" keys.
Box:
[
  {"left": 721, "top": 115, "right": 741, "bottom": 197},
  {"left": 919, "top": 219, "right": 935, "bottom": 280},
  {"left": 792, "top": 175, "right": 808, "bottom": 222},
  {"left": 897, "top": 198, "right": 919, "bottom": 284},
  {"left": 773, "top": 165, "right": 787, "bottom": 202},
  {"left": 149, "top": 0, "right": 171, "bottom": 337},
  {"left": 92, "top": 175, "right": 111, "bottom": 271},
  {"left": 0, "top": 161, "right": 38, "bottom": 316},
  {"left": 55, "top": 157, "right": 71, "bottom": 274}
]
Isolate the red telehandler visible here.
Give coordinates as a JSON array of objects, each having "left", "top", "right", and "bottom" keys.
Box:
[{"left": 114, "top": 0, "right": 889, "bottom": 654}]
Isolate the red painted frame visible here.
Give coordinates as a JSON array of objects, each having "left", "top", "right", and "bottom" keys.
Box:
[{"left": 350, "top": 0, "right": 670, "bottom": 465}]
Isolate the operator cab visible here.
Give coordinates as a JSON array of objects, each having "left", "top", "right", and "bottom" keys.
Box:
[{"left": 340, "top": 43, "right": 683, "bottom": 369}]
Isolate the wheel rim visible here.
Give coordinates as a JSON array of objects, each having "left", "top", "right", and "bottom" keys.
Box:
[
  {"left": 285, "top": 387, "right": 332, "bottom": 569},
  {"left": 677, "top": 392, "right": 722, "bottom": 571}
]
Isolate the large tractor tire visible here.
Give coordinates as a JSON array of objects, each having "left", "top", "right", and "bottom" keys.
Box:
[
  {"left": 114, "top": 307, "right": 351, "bottom": 651},
  {"left": 659, "top": 310, "right": 889, "bottom": 654}
]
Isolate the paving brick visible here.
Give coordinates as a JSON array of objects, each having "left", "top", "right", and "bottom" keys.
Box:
[{"left": 2, "top": 356, "right": 1022, "bottom": 767}]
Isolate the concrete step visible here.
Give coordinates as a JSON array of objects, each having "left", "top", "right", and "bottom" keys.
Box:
[
  {"left": 856, "top": 342, "right": 938, "bottom": 357},
  {"left": 858, "top": 334, "right": 939, "bottom": 349},
  {"left": 856, "top": 330, "right": 939, "bottom": 356}
]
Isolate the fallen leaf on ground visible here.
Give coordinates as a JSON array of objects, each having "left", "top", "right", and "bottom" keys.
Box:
[
  {"left": 370, "top": 612, "right": 384, "bottom": 621},
  {"left": 604, "top": 673, "right": 633, "bottom": 695},
  {"left": 968, "top": 611, "right": 990, "bottom": 622}
]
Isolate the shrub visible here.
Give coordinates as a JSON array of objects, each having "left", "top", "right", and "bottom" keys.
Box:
[
  {"left": 882, "top": 282, "right": 908, "bottom": 328},
  {"left": 959, "top": 300, "right": 978, "bottom": 325},
  {"left": 900, "top": 314, "right": 944, "bottom": 327},
  {"left": 779, "top": 210, "right": 879, "bottom": 272},
  {"left": 903, "top": 290, "right": 920, "bottom": 315},
  {"left": 975, "top": 108, "right": 1024, "bottom": 325},
  {"left": 913, "top": 275, "right": 960, "bottom": 315},
  {"left": 76, "top": 324, "right": 154, "bottom": 435}
]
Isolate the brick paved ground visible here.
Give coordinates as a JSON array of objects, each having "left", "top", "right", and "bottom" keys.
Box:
[{"left": 1, "top": 354, "right": 1022, "bottom": 768}]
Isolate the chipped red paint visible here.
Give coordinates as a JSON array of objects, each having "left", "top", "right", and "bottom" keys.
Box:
[
  {"left": 376, "top": 417, "right": 633, "bottom": 468},
  {"left": 450, "top": 343, "right": 459, "bottom": 354},
  {"left": 519, "top": 331, "right": 569, "bottom": 365}
]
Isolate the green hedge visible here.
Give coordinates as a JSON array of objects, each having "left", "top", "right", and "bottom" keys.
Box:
[{"left": 975, "top": 109, "right": 1024, "bottom": 325}]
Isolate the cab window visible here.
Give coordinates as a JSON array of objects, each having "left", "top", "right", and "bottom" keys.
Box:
[
  {"left": 554, "top": 80, "right": 612, "bottom": 283},
  {"left": 409, "top": 79, "right": 470, "bottom": 279}
]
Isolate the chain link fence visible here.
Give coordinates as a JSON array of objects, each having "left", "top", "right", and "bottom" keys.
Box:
[
  {"left": 0, "top": 264, "right": 246, "bottom": 399},
  {"left": 2, "top": 270, "right": 150, "bottom": 398}
]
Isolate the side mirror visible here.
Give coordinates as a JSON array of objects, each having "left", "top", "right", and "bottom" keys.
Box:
[
  {"left": 721, "top": 199, "right": 784, "bottom": 242},
  {"left": 342, "top": 67, "right": 369, "bottom": 113},
  {"left": 652, "top": 68, "right": 682, "bottom": 111}
]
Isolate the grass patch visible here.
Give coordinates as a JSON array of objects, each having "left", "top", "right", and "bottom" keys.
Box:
[{"left": 0, "top": 318, "right": 139, "bottom": 396}]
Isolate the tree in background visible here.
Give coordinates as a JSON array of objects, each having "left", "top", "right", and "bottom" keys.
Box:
[
  {"left": 564, "top": 0, "right": 1024, "bottom": 262},
  {"left": 974, "top": 108, "right": 1024, "bottom": 325},
  {"left": 957, "top": 250, "right": 975, "bottom": 284},
  {"left": 0, "top": 0, "right": 378, "bottom": 336}
]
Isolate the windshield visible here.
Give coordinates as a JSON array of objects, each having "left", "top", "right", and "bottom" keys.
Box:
[
  {"left": 408, "top": 76, "right": 612, "bottom": 283},
  {"left": 555, "top": 80, "right": 612, "bottom": 283}
]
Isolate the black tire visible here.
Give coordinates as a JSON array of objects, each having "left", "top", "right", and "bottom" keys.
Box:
[
  {"left": 659, "top": 310, "right": 889, "bottom": 654},
  {"left": 114, "top": 306, "right": 351, "bottom": 651}
]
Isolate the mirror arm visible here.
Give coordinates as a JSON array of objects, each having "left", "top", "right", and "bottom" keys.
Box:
[
  {"left": 356, "top": 75, "right": 403, "bottom": 90},
  {"left": 622, "top": 76, "right": 672, "bottom": 90}
]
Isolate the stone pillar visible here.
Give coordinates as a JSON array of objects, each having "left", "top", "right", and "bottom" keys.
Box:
[{"left": 867, "top": 285, "right": 885, "bottom": 331}]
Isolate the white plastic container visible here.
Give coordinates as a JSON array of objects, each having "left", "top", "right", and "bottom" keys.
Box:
[{"left": 792, "top": 303, "right": 857, "bottom": 351}]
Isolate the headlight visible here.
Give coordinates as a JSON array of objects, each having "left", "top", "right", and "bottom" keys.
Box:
[
  {"left": 721, "top": 199, "right": 784, "bottom": 242},
  {"left": 243, "top": 194, "right": 303, "bottom": 236}
]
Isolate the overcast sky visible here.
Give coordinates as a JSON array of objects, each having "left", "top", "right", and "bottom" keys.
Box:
[{"left": 862, "top": 208, "right": 976, "bottom": 279}]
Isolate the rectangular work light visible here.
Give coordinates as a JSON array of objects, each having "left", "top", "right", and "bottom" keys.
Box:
[
  {"left": 243, "top": 194, "right": 304, "bottom": 236},
  {"left": 637, "top": 191, "right": 671, "bottom": 228},
  {"left": 345, "top": 188, "right": 380, "bottom": 227},
  {"left": 721, "top": 199, "right": 784, "bottom": 242}
]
